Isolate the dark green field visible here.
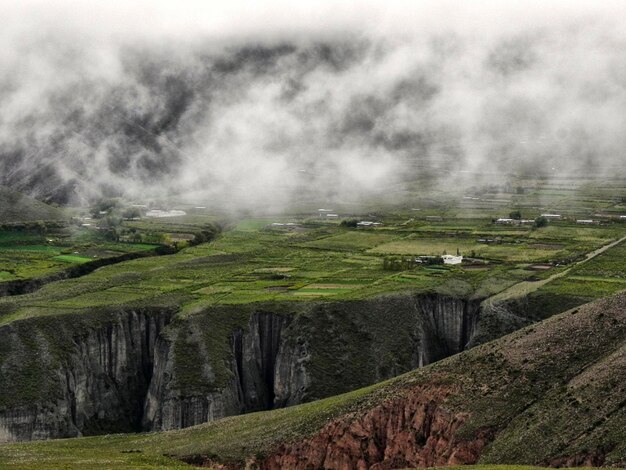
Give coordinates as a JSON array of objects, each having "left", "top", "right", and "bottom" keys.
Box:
[{"left": 0, "top": 228, "right": 160, "bottom": 283}]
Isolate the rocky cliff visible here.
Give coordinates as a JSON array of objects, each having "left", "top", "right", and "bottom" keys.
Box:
[
  {"left": 144, "top": 293, "right": 481, "bottom": 432},
  {"left": 0, "top": 292, "right": 482, "bottom": 441},
  {"left": 0, "top": 308, "right": 172, "bottom": 442},
  {"left": 187, "top": 292, "right": 626, "bottom": 470},
  {"left": 142, "top": 311, "right": 298, "bottom": 431},
  {"left": 258, "top": 385, "right": 492, "bottom": 470}
]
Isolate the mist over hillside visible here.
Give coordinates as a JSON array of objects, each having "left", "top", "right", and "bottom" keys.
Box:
[{"left": 2, "top": 1, "right": 626, "bottom": 208}]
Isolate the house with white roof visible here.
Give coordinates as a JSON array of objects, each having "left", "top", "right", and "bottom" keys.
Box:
[{"left": 442, "top": 254, "right": 463, "bottom": 265}]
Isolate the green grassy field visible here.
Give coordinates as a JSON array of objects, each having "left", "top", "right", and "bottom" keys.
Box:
[
  {"left": 0, "top": 228, "right": 161, "bottom": 283},
  {"left": 2, "top": 204, "right": 624, "bottom": 325}
]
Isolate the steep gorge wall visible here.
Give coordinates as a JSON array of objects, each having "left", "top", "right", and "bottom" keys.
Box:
[
  {"left": 142, "top": 293, "right": 481, "bottom": 432},
  {"left": 0, "top": 292, "right": 482, "bottom": 441},
  {"left": 468, "top": 291, "right": 592, "bottom": 348},
  {"left": 0, "top": 308, "right": 172, "bottom": 442},
  {"left": 142, "top": 311, "right": 301, "bottom": 431}
]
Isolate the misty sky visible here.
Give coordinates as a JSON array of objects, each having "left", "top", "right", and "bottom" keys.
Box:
[{"left": 1, "top": 1, "right": 626, "bottom": 208}]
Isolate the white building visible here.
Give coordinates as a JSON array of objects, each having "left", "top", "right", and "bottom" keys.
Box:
[
  {"left": 442, "top": 254, "right": 463, "bottom": 265},
  {"left": 541, "top": 214, "right": 562, "bottom": 219},
  {"left": 495, "top": 218, "right": 515, "bottom": 224},
  {"left": 318, "top": 208, "right": 334, "bottom": 218}
]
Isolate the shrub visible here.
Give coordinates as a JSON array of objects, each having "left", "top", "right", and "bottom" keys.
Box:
[{"left": 534, "top": 216, "right": 549, "bottom": 228}]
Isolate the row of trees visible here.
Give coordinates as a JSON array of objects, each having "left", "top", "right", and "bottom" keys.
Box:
[
  {"left": 504, "top": 210, "right": 549, "bottom": 228},
  {"left": 383, "top": 256, "right": 444, "bottom": 271}
]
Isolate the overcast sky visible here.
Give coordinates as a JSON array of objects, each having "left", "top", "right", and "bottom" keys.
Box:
[{"left": 1, "top": 1, "right": 626, "bottom": 208}]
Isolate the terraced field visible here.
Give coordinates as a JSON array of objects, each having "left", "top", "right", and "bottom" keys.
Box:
[
  {"left": 0, "top": 228, "right": 160, "bottom": 284},
  {"left": 1, "top": 206, "right": 624, "bottom": 327}
]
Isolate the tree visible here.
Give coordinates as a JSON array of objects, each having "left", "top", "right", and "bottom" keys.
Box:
[
  {"left": 509, "top": 210, "right": 522, "bottom": 220},
  {"left": 340, "top": 219, "right": 358, "bottom": 228},
  {"left": 534, "top": 216, "right": 548, "bottom": 228}
]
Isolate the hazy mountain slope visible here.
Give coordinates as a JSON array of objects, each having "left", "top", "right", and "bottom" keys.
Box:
[
  {"left": 1, "top": 292, "right": 625, "bottom": 468},
  {"left": 0, "top": 187, "right": 65, "bottom": 224}
]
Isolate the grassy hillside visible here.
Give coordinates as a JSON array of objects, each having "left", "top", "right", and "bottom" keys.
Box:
[
  {"left": 1, "top": 292, "right": 625, "bottom": 468},
  {"left": 0, "top": 187, "right": 66, "bottom": 224}
]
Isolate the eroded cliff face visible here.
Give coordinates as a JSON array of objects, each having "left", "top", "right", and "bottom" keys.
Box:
[
  {"left": 0, "top": 292, "right": 483, "bottom": 441},
  {"left": 0, "top": 309, "right": 172, "bottom": 442},
  {"left": 144, "top": 294, "right": 481, "bottom": 432},
  {"left": 258, "top": 385, "right": 493, "bottom": 470},
  {"left": 143, "top": 311, "right": 303, "bottom": 431},
  {"left": 416, "top": 294, "right": 479, "bottom": 365}
]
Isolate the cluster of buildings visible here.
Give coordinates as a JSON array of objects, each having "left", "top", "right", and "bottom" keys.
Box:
[
  {"left": 494, "top": 218, "right": 534, "bottom": 225},
  {"left": 356, "top": 221, "right": 382, "bottom": 227},
  {"left": 414, "top": 254, "right": 464, "bottom": 265},
  {"left": 494, "top": 212, "right": 606, "bottom": 226},
  {"left": 316, "top": 209, "right": 383, "bottom": 227},
  {"left": 318, "top": 209, "right": 338, "bottom": 219}
]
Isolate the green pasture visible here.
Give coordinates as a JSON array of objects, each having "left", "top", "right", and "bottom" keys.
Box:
[{"left": 1, "top": 175, "right": 625, "bottom": 328}]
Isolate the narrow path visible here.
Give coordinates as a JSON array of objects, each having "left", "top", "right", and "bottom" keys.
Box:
[{"left": 484, "top": 233, "right": 626, "bottom": 305}]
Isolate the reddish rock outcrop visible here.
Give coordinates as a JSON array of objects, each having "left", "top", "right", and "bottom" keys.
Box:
[{"left": 248, "top": 384, "right": 492, "bottom": 470}]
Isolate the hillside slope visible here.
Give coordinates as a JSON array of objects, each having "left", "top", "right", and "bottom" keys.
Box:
[
  {"left": 0, "top": 187, "right": 65, "bottom": 224},
  {"left": 1, "top": 292, "right": 625, "bottom": 468},
  {"left": 255, "top": 295, "right": 626, "bottom": 469}
]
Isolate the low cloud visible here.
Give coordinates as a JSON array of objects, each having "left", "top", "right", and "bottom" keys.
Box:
[{"left": 1, "top": 1, "right": 626, "bottom": 208}]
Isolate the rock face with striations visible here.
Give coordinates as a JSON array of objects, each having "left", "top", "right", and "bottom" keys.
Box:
[
  {"left": 0, "top": 308, "right": 172, "bottom": 442},
  {"left": 0, "top": 292, "right": 482, "bottom": 441}
]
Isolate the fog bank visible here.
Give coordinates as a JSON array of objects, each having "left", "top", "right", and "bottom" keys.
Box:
[{"left": 1, "top": 1, "right": 626, "bottom": 208}]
